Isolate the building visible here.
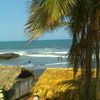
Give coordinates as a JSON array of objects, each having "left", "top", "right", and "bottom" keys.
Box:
[{"left": 0, "top": 66, "right": 36, "bottom": 100}]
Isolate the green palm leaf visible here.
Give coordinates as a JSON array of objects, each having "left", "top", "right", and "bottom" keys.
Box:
[{"left": 26, "top": 0, "right": 77, "bottom": 40}]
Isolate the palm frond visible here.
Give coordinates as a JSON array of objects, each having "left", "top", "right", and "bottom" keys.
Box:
[{"left": 26, "top": 0, "right": 77, "bottom": 40}]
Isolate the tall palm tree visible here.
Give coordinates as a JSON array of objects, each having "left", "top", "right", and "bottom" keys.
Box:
[
  {"left": 26, "top": 0, "right": 100, "bottom": 100},
  {"left": 68, "top": 1, "right": 100, "bottom": 100}
]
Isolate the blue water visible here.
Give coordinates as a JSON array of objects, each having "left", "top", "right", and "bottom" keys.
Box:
[
  {"left": 0, "top": 40, "right": 71, "bottom": 50},
  {"left": 0, "top": 39, "right": 72, "bottom": 70}
]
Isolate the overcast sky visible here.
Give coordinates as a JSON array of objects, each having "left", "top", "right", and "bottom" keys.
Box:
[{"left": 0, "top": 0, "right": 69, "bottom": 41}]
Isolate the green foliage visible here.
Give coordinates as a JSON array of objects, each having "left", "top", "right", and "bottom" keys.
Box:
[
  {"left": 26, "top": 0, "right": 100, "bottom": 100},
  {"left": 26, "top": 0, "right": 76, "bottom": 40}
]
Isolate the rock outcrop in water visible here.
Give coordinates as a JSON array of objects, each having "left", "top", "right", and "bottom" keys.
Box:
[{"left": 0, "top": 53, "right": 19, "bottom": 60}]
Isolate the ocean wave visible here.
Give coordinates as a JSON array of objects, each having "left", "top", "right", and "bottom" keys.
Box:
[
  {"left": 12, "top": 51, "right": 100, "bottom": 59},
  {"left": 52, "top": 51, "right": 68, "bottom": 54},
  {"left": 45, "top": 62, "right": 67, "bottom": 66},
  {"left": 0, "top": 49, "right": 68, "bottom": 58},
  {"left": 25, "top": 54, "right": 66, "bottom": 58},
  {"left": 13, "top": 51, "right": 26, "bottom": 56}
]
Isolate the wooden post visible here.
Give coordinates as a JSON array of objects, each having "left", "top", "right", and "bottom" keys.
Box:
[
  {"left": 19, "top": 81, "right": 21, "bottom": 98},
  {"left": 28, "top": 78, "right": 30, "bottom": 92}
]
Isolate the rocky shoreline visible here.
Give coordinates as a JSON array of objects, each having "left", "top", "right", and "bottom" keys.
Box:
[{"left": 0, "top": 53, "right": 19, "bottom": 60}]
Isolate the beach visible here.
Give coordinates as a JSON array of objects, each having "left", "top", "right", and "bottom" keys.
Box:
[{"left": 0, "top": 40, "right": 71, "bottom": 70}]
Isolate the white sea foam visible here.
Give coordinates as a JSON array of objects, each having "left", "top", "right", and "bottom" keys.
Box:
[
  {"left": 25, "top": 54, "right": 66, "bottom": 58},
  {"left": 52, "top": 51, "right": 68, "bottom": 54},
  {"left": 12, "top": 51, "right": 100, "bottom": 58},
  {"left": 36, "top": 51, "right": 68, "bottom": 55},
  {"left": 13, "top": 49, "right": 68, "bottom": 58},
  {"left": 0, "top": 49, "right": 68, "bottom": 58},
  {"left": 45, "top": 62, "right": 67, "bottom": 66},
  {"left": 13, "top": 51, "right": 26, "bottom": 56}
]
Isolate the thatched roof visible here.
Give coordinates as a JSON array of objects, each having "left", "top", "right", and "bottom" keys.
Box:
[
  {"left": 0, "top": 66, "right": 35, "bottom": 91},
  {"left": 33, "top": 68, "right": 96, "bottom": 99},
  {"left": 33, "top": 68, "right": 81, "bottom": 99}
]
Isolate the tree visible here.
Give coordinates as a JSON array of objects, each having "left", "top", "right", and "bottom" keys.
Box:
[
  {"left": 68, "top": 1, "right": 100, "bottom": 100},
  {"left": 26, "top": 0, "right": 100, "bottom": 100}
]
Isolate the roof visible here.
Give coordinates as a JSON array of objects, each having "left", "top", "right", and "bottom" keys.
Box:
[
  {"left": 33, "top": 68, "right": 81, "bottom": 99},
  {"left": 0, "top": 66, "right": 35, "bottom": 91},
  {"left": 33, "top": 68, "right": 97, "bottom": 100}
]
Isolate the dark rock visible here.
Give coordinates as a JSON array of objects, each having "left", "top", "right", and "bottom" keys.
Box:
[{"left": 0, "top": 53, "right": 19, "bottom": 60}]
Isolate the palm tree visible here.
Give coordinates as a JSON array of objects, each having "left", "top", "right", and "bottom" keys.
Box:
[
  {"left": 26, "top": 0, "right": 100, "bottom": 100},
  {"left": 68, "top": 1, "right": 100, "bottom": 100}
]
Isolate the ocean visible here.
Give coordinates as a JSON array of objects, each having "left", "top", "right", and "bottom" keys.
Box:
[{"left": 0, "top": 39, "right": 72, "bottom": 72}]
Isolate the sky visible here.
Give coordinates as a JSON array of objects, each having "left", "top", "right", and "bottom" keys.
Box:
[{"left": 0, "top": 0, "right": 69, "bottom": 41}]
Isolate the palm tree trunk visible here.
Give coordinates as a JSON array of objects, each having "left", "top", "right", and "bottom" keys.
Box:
[
  {"left": 96, "top": 42, "right": 99, "bottom": 79},
  {"left": 95, "top": 42, "right": 100, "bottom": 100},
  {"left": 83, "top": 36, "right": 92, "bottom": 100}
]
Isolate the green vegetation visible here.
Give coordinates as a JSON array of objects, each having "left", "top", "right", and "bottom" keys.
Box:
[{"left": 26, "top": 0, "right": 100, "bottom": 100}]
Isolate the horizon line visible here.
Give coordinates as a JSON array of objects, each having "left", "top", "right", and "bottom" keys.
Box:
[{"left": 0, "top": 39, "right": 72, "bottom": 42}]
